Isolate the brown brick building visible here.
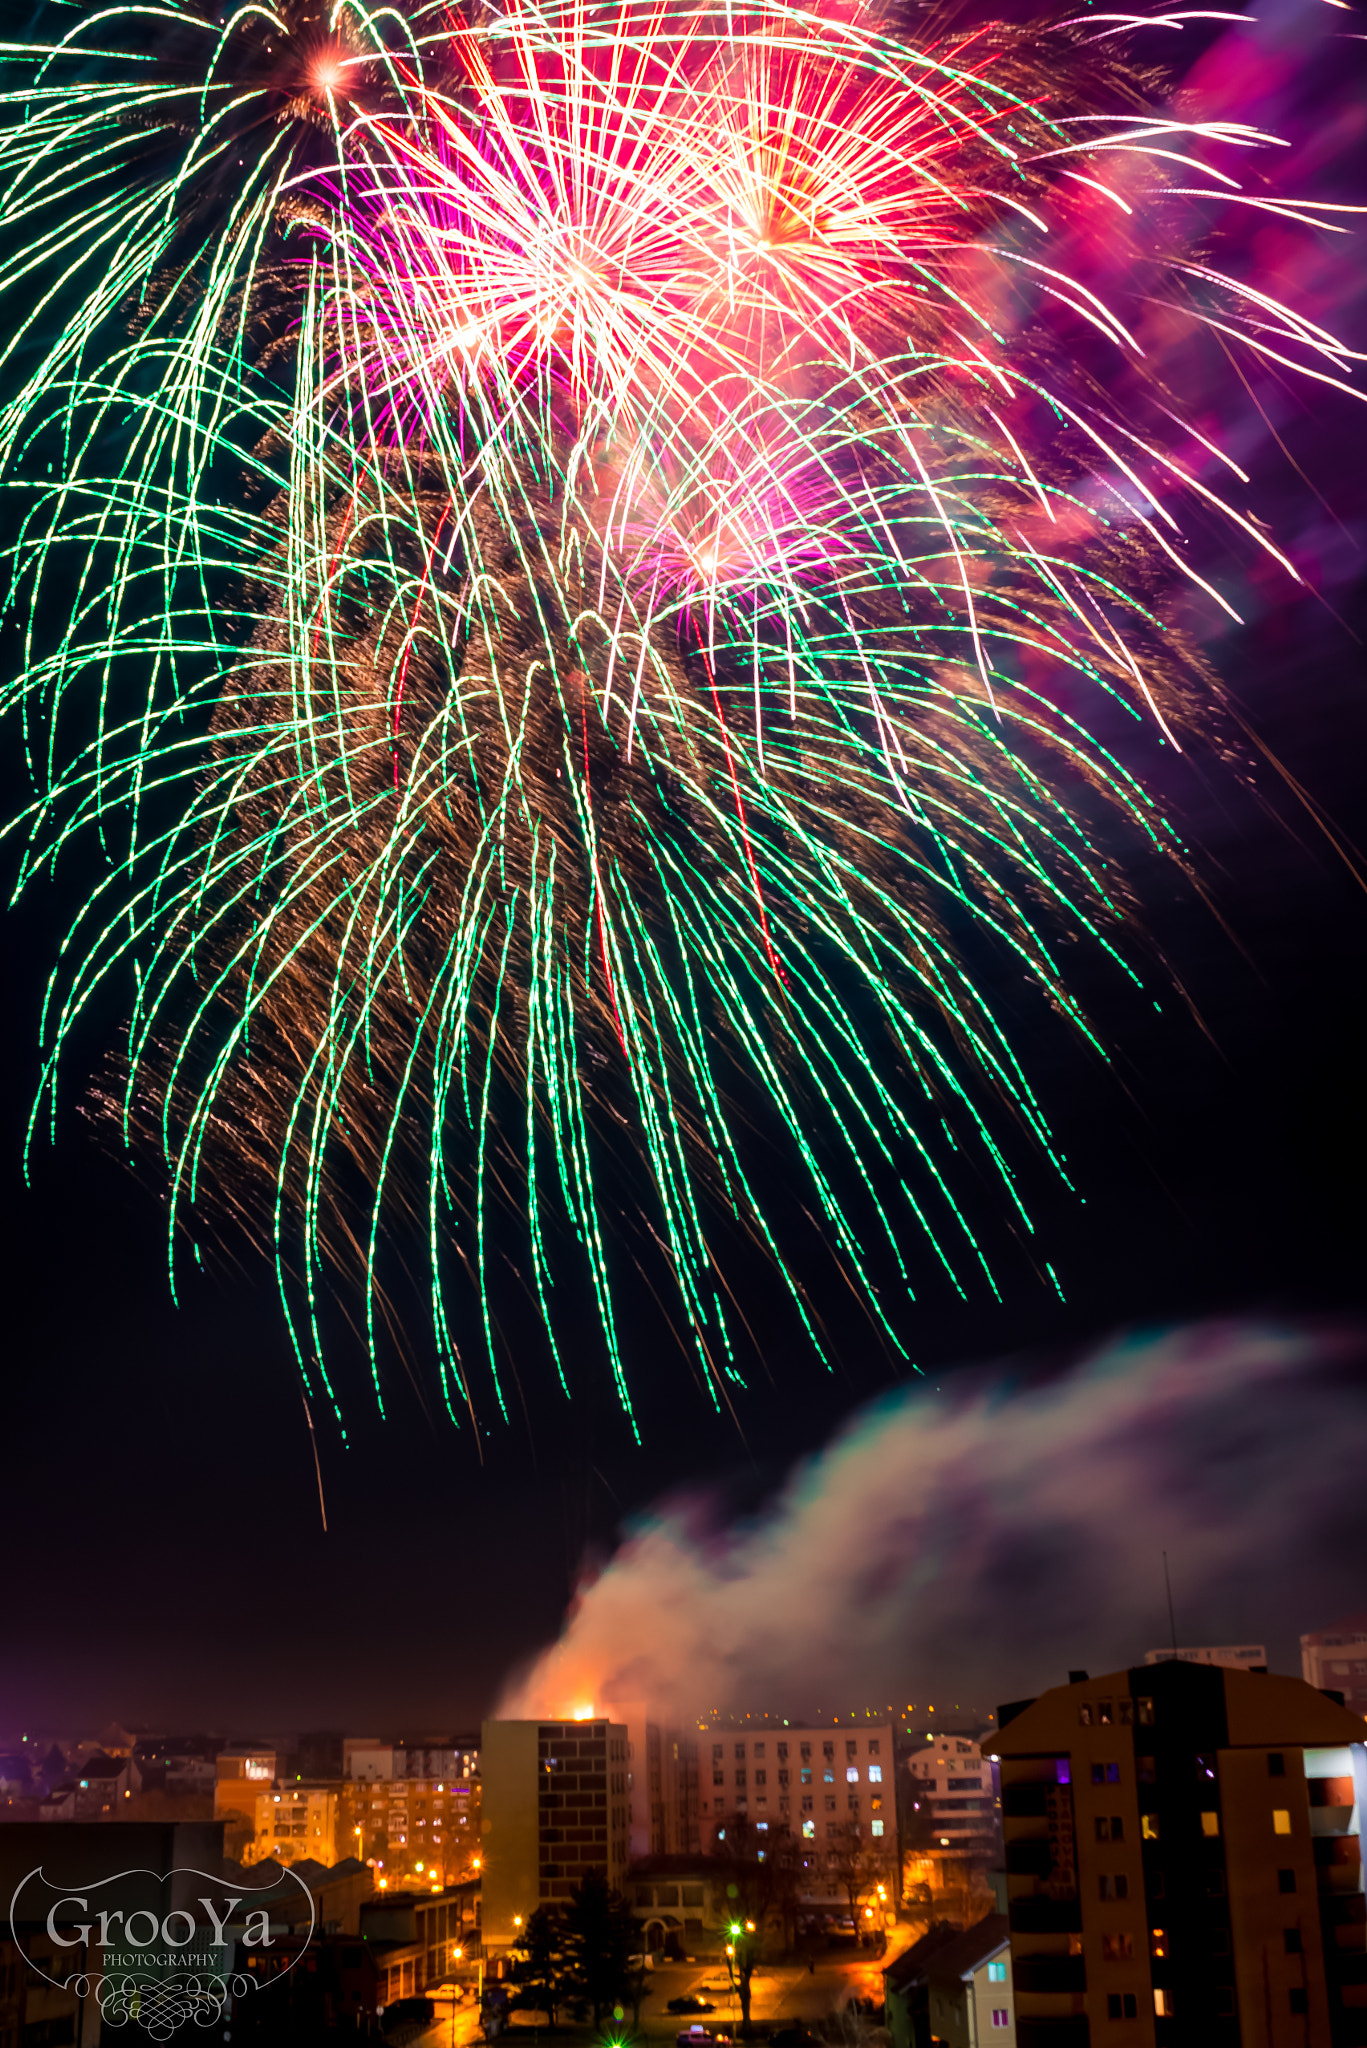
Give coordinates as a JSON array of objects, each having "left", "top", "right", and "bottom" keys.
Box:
[{"left": 996, "top": 1660, "right": 1366, "bottom": 2046}]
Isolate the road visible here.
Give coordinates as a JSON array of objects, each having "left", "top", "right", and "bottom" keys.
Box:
[{"left": 413, "top": 1934, "right": 919, "bottom": 2048}]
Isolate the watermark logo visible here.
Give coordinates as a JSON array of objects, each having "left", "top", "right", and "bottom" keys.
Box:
[{"left": 10, "top": 1864, "right": 315, "bottom": 2040}]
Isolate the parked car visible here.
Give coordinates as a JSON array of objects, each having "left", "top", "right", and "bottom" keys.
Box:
[
  {"left": 668, "top": 1996, "right": 717, "bottom": 2015},
  {"left": 677, "top": 2025, "right": 715, "bottom": 2048}
]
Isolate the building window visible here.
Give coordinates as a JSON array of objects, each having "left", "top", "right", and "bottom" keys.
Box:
[
  {"left": 1289, "top": 1992, "right": 1308, "bottom": 2016},
  {"left": 1284, "top": 1929, "right": 1302, "bottom": 1955},
  {"left": 1153, "top": 1990, "right": 1172, "bottom": 2017},
  {"left": 846, "top": 1742, "right": 857, "bottom": 1761},
  {"left": 1079, "top": 1706, "right": 1093, "bottom": 1727},
  {"left": 714, "top": 1773, "right": 725, "bottom": 1788},
  {"left": 1137, "top": 1698, "right": 1155, "bottom": 1725},
  {"left": 777, "top": 1744, "right": 788, "bottom": 1762},
  {"left": 825, "top": 1797, "right": 836, "bottom": 1812},
  {"left": 1095, "top": 1817, "right": 1123, "bottom": 1842},
  {"left": 987, "top": 1961, "right": 1006, "bottom": 1983},
  {"left": 802, "top": 1820, "right": 814, "bottom": 1838},
  {"left": 868, "top": 1765, "right": 882, "bottom": 1783},
  {"left": 1098, "top": 1875, "right": 1128, "bottom": 1901},
  {"left": 991, "top": 2012, "right": 1009, "bottom": 2029},
  {"left": 1141, "top": 1813, "right": 1160, "bottom": 1841},
  {"left": 1201, "top": 1812, "right": 1220, "bottom": 1837},
  {"left": 871, "top": 1796, "right": 883, "bottom": 1813},
  {"left": 801, "top": 1769, "right": 812, "bottom": 1786},
  {"left": 868, "top": 1742, "right": 880, "bottom": 1757},
  {"left": 800, "top": 1745, "right": 811, "bottom": 1762},
  {"left": 1268, "top": 1753, "right": 1285, "bottom": 1777},
  {"left": 714, "top": 1746, "right": 723, "bottom": 1761},
  {"left": 1138, "top": 1758, "right": 1157, "bottom": 1784},
  {"left": 735, "top": 1771, "right": 747, "bottom": 1787},
  {"left": 1107, "top": 1994, "right": 1138, "bottom": 2019},
  {"left": 779, "top": 1770, "right": 789, "bottom": 1788},
  {"left": 1278, "top": 1869, "right": 1297, "bottom": 1894},
  {"left": 1101, "top": 1935, "right": 1134, "bottom": 1962},
  {"left": 871, "top": 1820, "right": 884, "bottom": 1837},
  {"left": 1149, "top": 1929, "right": 1166, "bottom": 1959},
  {"left": 823, "top": 1744, "right": 834, "bottom": 1762},
  {"left": 1055, "top": 1760, "right": 1071, "bottom": 1786},
  {"left": 1273, "top": 1810, "right": 1292, "bottom": 1835},
  {"left": 1098, "top": 1701, "right": 1113, "bottom": 1725},
  {"left": 846, "top": 1768, "right": 859, "bottom": 1784},
  {"left": 755, "top": 1744, "right": 765, "bottom": 1759},
  {"left": 823, "top": 1769, "right": 834, "bottom": 1785},
  {"left": 1092, "top": 1763, "right": 1120, "bottom": 1785},
  {"left": 755, "top": 1770, "right": 767, "bottom": 1786}
]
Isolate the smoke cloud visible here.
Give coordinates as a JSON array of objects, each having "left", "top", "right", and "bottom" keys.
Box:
[{"left": 500, "top": 1322, "right": 1367, "bottom": 1722}]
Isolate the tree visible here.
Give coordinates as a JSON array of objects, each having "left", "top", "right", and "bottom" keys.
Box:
[
  {"left": 561, "top": 1868, "right": 637, "bottom": 2028},
  {"left": 710, "top": 1814, "right": 803, "bottom": 2034},
  {"left": 511, "top": 1905, "right": 572, "bottom": 2031},
  {"left": 824, "top": 1822, "right": 892, "bottom": 1930}
]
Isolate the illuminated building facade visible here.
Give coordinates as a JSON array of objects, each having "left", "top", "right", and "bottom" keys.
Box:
[
  {"left": 699, "top": 1722, "right": 897, "bottom": 1847},
  {"left": 996, "top": 1661, "right": 1367, "bottom": 2045},
  {"left": 479, "top": 1718, "right": 631, "bottom": 1955}
]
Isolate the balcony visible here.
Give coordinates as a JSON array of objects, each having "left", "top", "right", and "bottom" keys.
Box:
[
  {"left": 1009, "top": 1896, "right": 1083, "bottom": 1934},
  {"left": 1013, "top": 1956, "right": 1088, "bottom": 1994}
]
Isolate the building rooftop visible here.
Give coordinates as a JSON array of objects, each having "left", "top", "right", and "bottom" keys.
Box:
[{"left": 885, "top": 1914, "right": 1008, "bottom": 1991}]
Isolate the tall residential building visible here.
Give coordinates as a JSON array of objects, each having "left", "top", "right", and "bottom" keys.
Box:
[
  {"left": 1302, "top": 1632, "right": 1367, "bottom": 1716},
  {"left": 479, "top": 1718, "right": 631, "bottom": 1955},
  {"left": 996, "top": 1660, "right": 1367, "bottom": 2046}
]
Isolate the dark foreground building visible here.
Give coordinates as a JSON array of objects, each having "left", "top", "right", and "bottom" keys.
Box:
[{"left": 996, "top": 1661, "right": 1366, "bottom": 2047}]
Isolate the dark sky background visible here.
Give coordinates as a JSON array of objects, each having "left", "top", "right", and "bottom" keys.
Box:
[{"left": 2, "top": 0, "right": 1366, "bottom": 1744}]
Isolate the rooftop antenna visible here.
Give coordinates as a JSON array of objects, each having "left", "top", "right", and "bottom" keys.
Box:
[{"left": 1163, "top": 1551, "right": 1178, "bottom": 1654}]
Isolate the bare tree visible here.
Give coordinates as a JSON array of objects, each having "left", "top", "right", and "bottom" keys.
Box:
[
  {"left": 823, "top": 1822, "right": 892, "bottom": 1932},
  {"left": 710, "top": 1813, "right": 802, "bottom": 2032}
]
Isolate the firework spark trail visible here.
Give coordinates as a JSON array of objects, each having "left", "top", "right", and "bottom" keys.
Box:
[{"left": 0, "top": 0, "right": 1361, "bottom": 1432}]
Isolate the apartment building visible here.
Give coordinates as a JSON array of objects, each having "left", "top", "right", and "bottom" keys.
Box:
[
  {"left": 905, "top": 1734, "right": 1000, "bottom": 1856},
  {"left": 1302, "top": 1632, "right": 1367, "bottom": 1716},
  {"left": 700, "top": 1723, "right": 897, "bottom": 1855},
  {"left": 479, "top": 1717, "right": 631, "bottom": 1954},
  {"left": 996, "top": 1660, "right": 1367, "bottom": 2046}
]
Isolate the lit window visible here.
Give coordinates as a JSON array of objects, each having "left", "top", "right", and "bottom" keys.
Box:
[
  {"left": 1201, "top": 1811, "right": 1220, "bottom": 1837},
  {"left": 802, "top": 1820, "right": 814, "bottom": 1839},
  {"left": 871, "top": 1820, "right": 884, "bottom": 1838},
  {"left": 987, "top": 1961, "right": 1006, "bottom": 1983},
  {"left": 868, "top": 1765, "right": 882, "bottom": 1783},
  {"left": 1273, "top": 1810, "right": 1292, "bottom": 1835},
  {"left": 1141, "top": 1813, "right": 1160, "bottom": 1841},
  {"left": 846, "top": 1768, "right": 859, "bottom": 1784},
  {"left": 1153, "top": 1990, "right": 1172, "bottom": 2017},
  {"left": 991, "top": 2012, "right": 1009, "bottom": 2029},
  {"left": 1055, "top": 1760, "right": 1071, "bottom": 1786}
]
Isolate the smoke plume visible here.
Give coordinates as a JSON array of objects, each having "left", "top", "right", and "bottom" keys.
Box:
[{"left": 499, "top": 1322, "right": 1367, "bottom": 1721}]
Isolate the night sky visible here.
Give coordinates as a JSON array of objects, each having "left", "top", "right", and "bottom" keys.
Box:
[{"left": 2, "top": 0, "right": 1366, "bottom": 1743}]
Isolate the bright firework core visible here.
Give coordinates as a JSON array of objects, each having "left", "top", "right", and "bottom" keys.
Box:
[{"left": 0, "top": 0, "right": 1360, "bottom": 1433}]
